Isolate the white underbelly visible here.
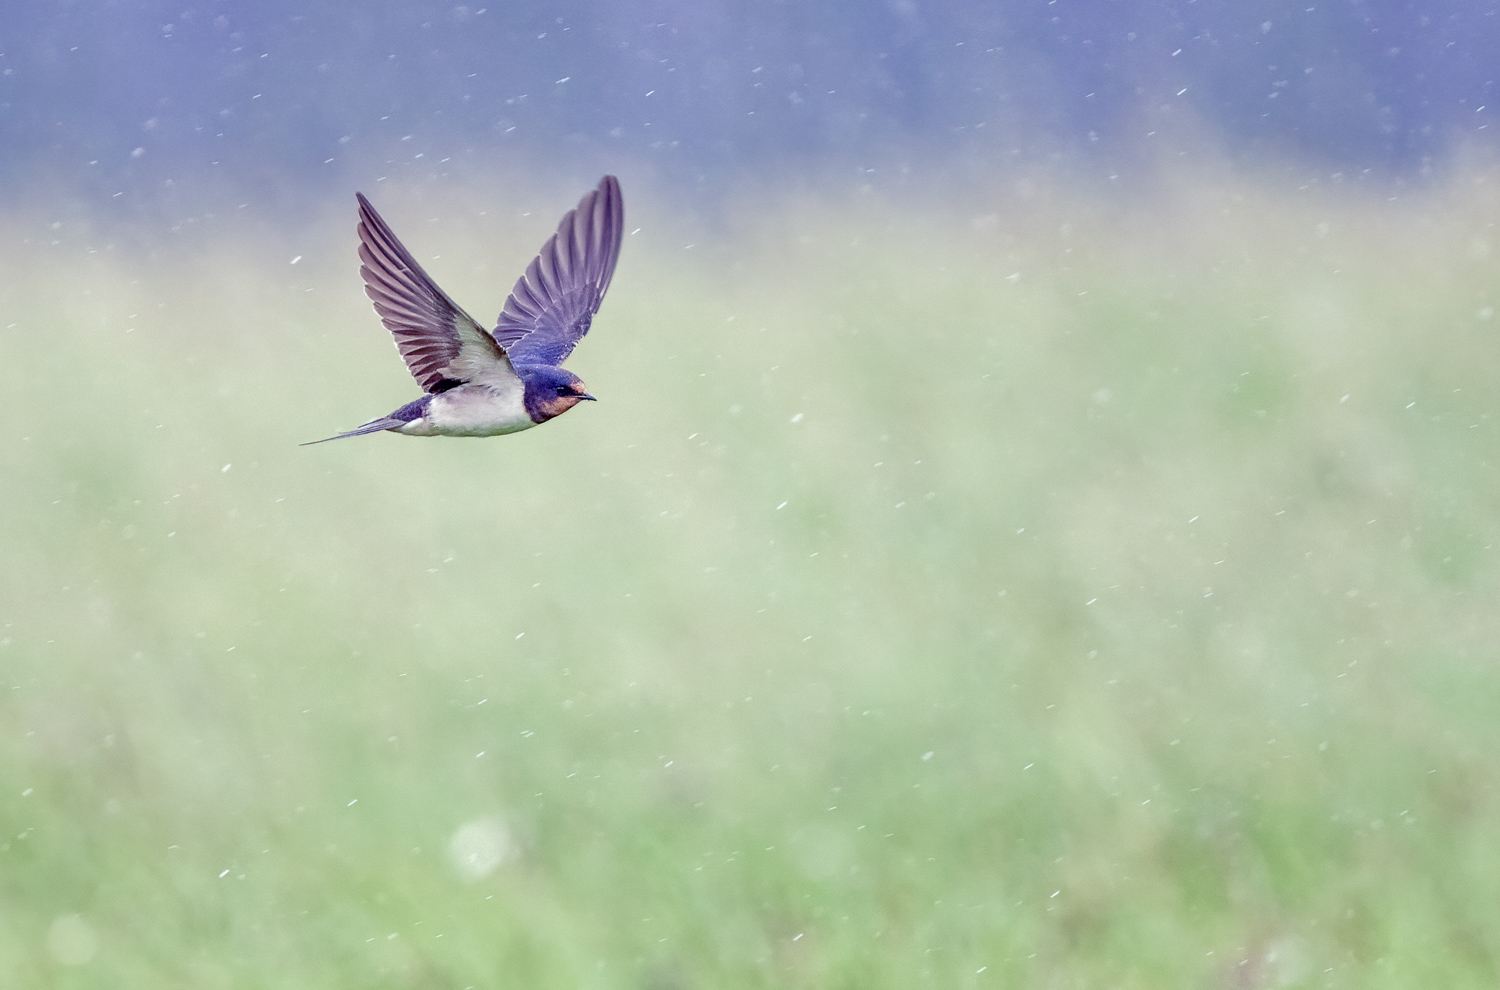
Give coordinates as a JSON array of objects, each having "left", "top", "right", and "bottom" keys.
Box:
[{"left": 397, "top": 384, "right": 535, "bottom": 437}]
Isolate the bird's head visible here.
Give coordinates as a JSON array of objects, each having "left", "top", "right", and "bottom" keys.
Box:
[{"left": 520, "top": 365, "right": 596, "bottom": 423}]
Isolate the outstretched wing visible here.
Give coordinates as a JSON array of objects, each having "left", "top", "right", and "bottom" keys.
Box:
[
  {"left": 357, "top": 192, "right": 511, "bottom": 392},
  {"left": 493, "top": 175, "right": 624, "bottom": 367}
]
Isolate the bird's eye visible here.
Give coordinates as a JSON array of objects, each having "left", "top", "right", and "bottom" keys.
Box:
[{"left": 555, "top": 385, "right": 571, "bottom": 396}]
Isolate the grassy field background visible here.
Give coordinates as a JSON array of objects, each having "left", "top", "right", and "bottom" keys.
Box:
[{"left": 3, "top": 166, "right": 1500, "bottom": 988}]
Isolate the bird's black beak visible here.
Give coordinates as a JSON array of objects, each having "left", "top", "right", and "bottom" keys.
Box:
[{"left": 580, "top": 393, "right": 597, "bottom": 401}]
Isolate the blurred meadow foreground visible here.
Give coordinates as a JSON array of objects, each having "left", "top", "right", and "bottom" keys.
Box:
[{"left": 4, "top": 165, "right": 1500, "bottom": 988}]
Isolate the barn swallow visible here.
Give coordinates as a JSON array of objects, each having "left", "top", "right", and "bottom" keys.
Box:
[{"left": 304, "top": 175, "right": 623, "bottom": 443}]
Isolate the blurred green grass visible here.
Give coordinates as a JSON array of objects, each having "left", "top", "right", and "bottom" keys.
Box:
[{"left": 3, "top": 168, "right": 1500, "bottom": 988}]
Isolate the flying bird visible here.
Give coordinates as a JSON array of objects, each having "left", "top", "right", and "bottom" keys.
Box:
[{"left": 305, "top": 175, "right": 624, "bottom": 444}]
